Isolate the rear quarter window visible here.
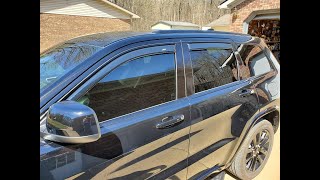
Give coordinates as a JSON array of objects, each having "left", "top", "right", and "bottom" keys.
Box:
[{"left": 237, "top": 44, "right": 274, "bottom": 79}]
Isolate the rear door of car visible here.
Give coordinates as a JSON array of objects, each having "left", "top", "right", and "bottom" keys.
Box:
[
  {"left": 181, "top": 39, "right": 261, "bottom": 179},
  {"left": 235, "top": 42, "right": 280, "bottom": 107},
  {"left": 56, "top": 41, "right": 192, "bottom": 180}
]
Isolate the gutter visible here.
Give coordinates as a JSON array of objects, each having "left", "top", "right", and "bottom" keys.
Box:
[{"left": 218, "top": 0, "right": 247, "bottom": 9}]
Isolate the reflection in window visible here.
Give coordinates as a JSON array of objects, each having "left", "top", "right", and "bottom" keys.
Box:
[
  {"left": 237, "top": 44, "right": 273, "bottom": 79},
  {"left": 42, "top": 152, "right": 76, "bottom": 171},
  {"left": 79, "top": 53, "right": 176, "bottom": 122},
  {"left": 190, "top": 48, "right": 238, "bottom": 93},
  {"left": 40, "top": 43, "right": 102, "bottom": 91}
]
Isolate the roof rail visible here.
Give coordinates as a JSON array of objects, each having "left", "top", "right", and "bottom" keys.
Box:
[
  {"left": 152, "top": 29, "right": 250, "bottom": 37},
  {"left": 153, "top": 30, "right": 215, "bottom": 34}
]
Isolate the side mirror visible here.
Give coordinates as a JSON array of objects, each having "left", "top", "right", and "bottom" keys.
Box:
[{"left": 43, "top": 101, "right": 101, "bottom": 144}]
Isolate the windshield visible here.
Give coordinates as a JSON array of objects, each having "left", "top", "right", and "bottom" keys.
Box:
[{"left": 40, "top": 43, "right": 102, "bottom": 92}]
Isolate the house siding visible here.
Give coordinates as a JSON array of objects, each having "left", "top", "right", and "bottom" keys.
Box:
[
  {"left": 230, "top": 0, "right": 280, "bottom": 33},
  {"left": 40, "top": 0, "right": 131, "bottom": 19},
  {"left": 40, "top": 14, "right": 131, "bottom": 53}
]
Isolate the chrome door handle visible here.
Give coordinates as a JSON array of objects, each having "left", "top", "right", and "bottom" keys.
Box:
[
  {"left": 156, "top": 114, "right": 185, "bottom": 129},
  {"left": 239, "top": 89, "right": 255, "bottom": 97}
]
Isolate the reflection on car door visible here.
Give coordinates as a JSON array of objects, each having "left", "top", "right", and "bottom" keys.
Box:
[
  {"left": 182, "top": 42, "right": 260, "bottom": 179},
  {"left": 66, "top": 44, "right": 191, "bottom": 179}
]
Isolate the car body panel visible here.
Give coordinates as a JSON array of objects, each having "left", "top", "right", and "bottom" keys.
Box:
[
  {"left": 40, "top": 30, "right": 279, "bottom": 180},
  {"left": 41, "top": 41, "right": 192, "bottom": 179},
  {"left": 179, "top": 40, "right": 260, "bottom": 179},
  {"left": 185, "top": 71, "right": 260, "bottom": 179}
]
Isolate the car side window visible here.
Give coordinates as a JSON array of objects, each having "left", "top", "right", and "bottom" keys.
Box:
[
  {"left": 237, "top": 44, "right": 273, "bottom": 79},
  {"left": 190, "top": 45, "right": 238, "bottom": 93},
  {"left": 78, "top": 53, "right": 176, "bottom": 122}
]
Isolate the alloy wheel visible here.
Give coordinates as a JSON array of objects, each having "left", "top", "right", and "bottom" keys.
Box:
[{"left": 245, "top": 129, "right": 270, "bottom": 172}]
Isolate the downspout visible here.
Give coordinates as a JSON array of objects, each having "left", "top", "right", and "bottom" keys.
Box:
[{"left": 243, "top": 22, "right": 249, "bottom": 34}]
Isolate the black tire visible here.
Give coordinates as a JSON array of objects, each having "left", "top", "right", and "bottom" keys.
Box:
[{"left": 228, "top": 119, "right": 274, "bottom": 180}]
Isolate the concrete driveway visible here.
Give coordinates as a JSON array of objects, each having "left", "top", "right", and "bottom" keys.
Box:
[{"left": 225, "top": 126, "right": 280, "bottom": 180}]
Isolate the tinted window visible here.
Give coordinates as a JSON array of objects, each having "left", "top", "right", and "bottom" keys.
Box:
[
  {"left": 237, "top": 44, "right": 273, "bottom": 79},
  {"left": 190, "top": 47, "right": 238, "bottom": 93},
  {"left": 78, "top": 53, "right": 176, "bottom": 122}
]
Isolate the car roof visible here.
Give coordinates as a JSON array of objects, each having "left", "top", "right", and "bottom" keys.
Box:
[{"left": 44, "top": 30, "right": 253, "bottom": 52}]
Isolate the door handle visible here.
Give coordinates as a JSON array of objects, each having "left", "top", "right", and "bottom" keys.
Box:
[
  {"left": 156, "top": 114, "right": 185, "bottom": 129},
  {"left": 239, "top": 89, "right": 255, "bottom": 97}
]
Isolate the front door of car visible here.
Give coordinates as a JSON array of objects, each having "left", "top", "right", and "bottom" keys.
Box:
[
  {"left": 181, "top": 41, "right": 260, "bottom": 179},
  {"left": 64, "top": 43, "right": 191, "bottom": 179}
]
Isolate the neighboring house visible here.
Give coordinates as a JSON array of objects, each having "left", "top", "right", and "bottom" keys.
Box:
[
  {"left": 218, "top": 0, "right": 280, "bottom": 33},
  {"left": 151, "top": 21, "right": 199, "bottom": 30},
  {"left": 218, "top": 0, "right": 280, "bottom": 62},
  {"left": 40, "top": 0, "right": 140, "bottom": 53},
  {"left": 202, "top": 14, "right": 232, "bottom": 31}
]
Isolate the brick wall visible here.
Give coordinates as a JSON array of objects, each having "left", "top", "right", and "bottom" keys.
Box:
[
  {"left": 230, "top": 0, "right": 280, "bottom": 33},
  {"left": 40, "top": 14, "right": 131, "bottom": 53}
]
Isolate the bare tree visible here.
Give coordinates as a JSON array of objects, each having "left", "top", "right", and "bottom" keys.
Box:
[{"left": 108, "top": 0, "right": 230, "bottom": 31}]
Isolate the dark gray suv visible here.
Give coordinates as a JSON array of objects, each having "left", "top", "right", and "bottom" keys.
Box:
[{"left": 40, "top": 30, "right": 280, "bottom": 180}]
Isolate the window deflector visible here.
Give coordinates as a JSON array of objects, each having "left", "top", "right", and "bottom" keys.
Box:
[
  {"left": 67, "top": 45, "right": 176, "bottom": 102},
  {"left": 64, "top": 45, "right": 178, "bottom": 124},
  {"left": 188, "top": 43, "right": 233, "bottom": 51}
]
